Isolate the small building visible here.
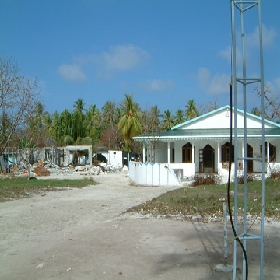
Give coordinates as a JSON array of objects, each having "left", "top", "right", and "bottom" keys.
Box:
[
  {"left": 95, "top": 147, "right": 123, "bottom": 167},
  {"left": 130, "top": 106, "right": 280, "bottom": 186},
  {"left": 64, "top": 145, "right": 92, "bottom": 166}
]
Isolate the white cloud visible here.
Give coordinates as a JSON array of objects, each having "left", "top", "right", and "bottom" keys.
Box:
[
  {"left": 246, "top": 25, "right": 277, "bottom": 49},
  {"left": 197, "top": 68, "right": 211, "bottom": 90},
  {"left": 197, "top": 67, "right": 230, "bottom": 95},
  {"left": 218, "top": 46, "right": 243, "bottom": 66},
  {"left": 207, "top": 74, "right": 230, "bottom": 95},
  {"left": 101, "top": 44, "right": 149, "bottom": 71},
  {"left": 139, "top": 79, "right": 175, "bottom": 91},
  {"left": 57, "top": 44, "right": 149, "bottom": 81},
  {"left": 57, "top": 64, "right": 86, "bottom": 82},
  {"left": 219, "top": 25, "right": 277, "bottom": 66},
  {"left": 218, "top": 46, "right": 231, "bottom": 64},
  {"left": 274, "top": 77, "right": 280, "bottom": 91},
  {"left": 91, "top": 44, "right": 149, "bottom": 79}
]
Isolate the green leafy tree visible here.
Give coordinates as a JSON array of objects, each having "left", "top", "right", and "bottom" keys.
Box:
[
  {"left": 185, "top": 99, "right": 199, "bottom": 120},
  {"left": 161, "top": 110, "right": 175, "bottom": 131},
  {"left": 75, "top": 136, "right": 83, "bottom": 145},
  {"left": 60, "top": 109, "right": 72, "bottom": 140},
  {"left": 84, "top": 104, "right": 101, "bottom": 145},
  {"left": 100, "top": 101, "right": 118, "bottom": 128},
  {"left": 142, "top": 106, "right": 161, "bottom": 163},
  {"left": 251, "top": 107, "right": 261, "bottom": 117},
  {"left": 72, "top": 99, "right": 86, "bottom": 141},
  {"left": 81, "top": 136, "right": 92, "bottom": 145},
  {"left": 43, "top": 113, "right": 56, "bottom": 146},
  {"left": 148, "top": 106, "right": 161, "bottom": 134},
  {"left": 175, "top": 109, "right": 185, "bottom": 125},
  {"left": 73, "top": 98, "right": 85, "bottom": 113},
  {"left": 49, "top": 111, "right": 62, "bottom": 144},
  {"left": 64, "top": 135, "right": 74, "bottom": 145},
  {"left": 30, "top": 102, "right": 52, "bottom": 147},
  {"left": 99, "top": 101, "right": 121, "bottom": 149},
  {"left": 117, "top": 94, "right": 142, "bottom": 151}
]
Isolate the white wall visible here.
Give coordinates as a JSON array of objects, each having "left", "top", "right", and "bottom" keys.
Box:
[
  {"left": 107, "top": 150, "right": 122, "bottom": 167},
  {"left": 141, "top": 137, "right": 280, "bottom": 176},
  {"left": 155, "top": 142, "right": 168, "bottom": 163},
  {"left": 174, "top": 141, "right": 183, "bottom": 162},
  {"left": 169, "top": 163, "right": 195, "bottom": 178},
  {"left": 129, "top": 161, "right": 182, "bottom": 187},
  {"left": 185, "top": 110, "right": 274, "bottom": 129}
]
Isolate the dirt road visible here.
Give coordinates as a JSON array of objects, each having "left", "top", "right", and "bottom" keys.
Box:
[{"left": 1, "top": 171, "right": 279, "bottom": 279}]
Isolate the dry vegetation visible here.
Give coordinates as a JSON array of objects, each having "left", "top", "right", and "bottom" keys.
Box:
[{"left": 128, "top": 177, "right": 280, "bottom": 220}]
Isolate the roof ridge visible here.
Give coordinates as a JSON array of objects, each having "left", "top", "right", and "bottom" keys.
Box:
[
  {"left": 172, "top": 105, "right": 230, "bottom": 130},
  {"left": 172, "top": 105, "right": 280, "bottom": 130}
]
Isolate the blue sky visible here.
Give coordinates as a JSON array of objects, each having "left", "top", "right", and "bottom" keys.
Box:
[{"left": 1, "top": 0, "right": 279, "bottom": 115}]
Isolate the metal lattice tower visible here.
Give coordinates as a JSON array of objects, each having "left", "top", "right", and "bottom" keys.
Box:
[{"left": 231, "top": 0, "right": 265, "bottom": 279}]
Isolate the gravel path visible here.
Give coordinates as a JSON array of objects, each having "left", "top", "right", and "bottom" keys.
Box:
[{"left": 1, "top": 171, "right": 280, "bottom": 280}]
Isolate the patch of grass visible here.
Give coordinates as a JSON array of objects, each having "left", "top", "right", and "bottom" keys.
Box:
[
  {"left": 128, "top": 178, "right": 280, "bottom": 219},
  {"left": 128, "top": 184, "right": 228, "bottom": 217},
  {"left": 0, "top": 176, "right": 96, "bottom": 202}
]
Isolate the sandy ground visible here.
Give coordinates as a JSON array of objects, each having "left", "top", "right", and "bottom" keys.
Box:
[{"left": 1, "top": 171, "right": 280, "bottom": 280}]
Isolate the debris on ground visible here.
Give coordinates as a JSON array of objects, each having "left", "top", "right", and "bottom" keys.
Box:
[{"left": 1, "top": 158, "right": 126, "bottom": 179}]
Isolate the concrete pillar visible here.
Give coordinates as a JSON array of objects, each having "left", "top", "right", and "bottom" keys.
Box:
[
  {"left": 192, "top": 142, "right": 195, "bottom": 164},
  {"left": 267, "top": 141, "right": 269, "bottom": 164},
  {"left": 242, "top": 141, "right": 245, "bottom": 170},
  {"left": 89, "top": 146, "right": 92, "bottom": 167},
  {"left": 142, "top": 142, "right": 146, "bottom": 163},
  {"left": 266, "top": 141, "right": 269, "bottom": 174},
  {"left": 217, "top": 142, "right": 220, "bottom": 170},
  {"left": 192, "top": 142, "right": 195, "bottom": 174},
  {"left": 167, "top": 142, "right": 170, "bottom": 164}
]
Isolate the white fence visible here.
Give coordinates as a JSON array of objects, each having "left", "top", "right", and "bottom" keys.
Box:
[{"left": 128, "top": 161, "right": 182, "bottom": 187}]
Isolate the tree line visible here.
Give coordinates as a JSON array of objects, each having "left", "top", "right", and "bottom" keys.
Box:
[{"left": 1, "top": 57, "right": 279, "bottom": 156}]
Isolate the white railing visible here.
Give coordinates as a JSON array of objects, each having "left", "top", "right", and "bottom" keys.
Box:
[{"left": 128, "top": 161, "right": 182, "bottom": 187}]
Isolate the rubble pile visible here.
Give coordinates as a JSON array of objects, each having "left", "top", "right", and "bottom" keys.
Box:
[
  {"left": 1, "top": 157, "right": 126, "bottom": 179},
  {"left": 39, "top": 162, "right": 107, "bottom": 177}
]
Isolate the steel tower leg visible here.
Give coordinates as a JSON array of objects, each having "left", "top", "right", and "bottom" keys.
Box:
[{"left": 230, "top": 1, "right": 265, "bottom": 279}]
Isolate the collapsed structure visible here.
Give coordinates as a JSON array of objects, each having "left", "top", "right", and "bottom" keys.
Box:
[{"left": 0, "top": 145, "right": 129, "bottom": 176}]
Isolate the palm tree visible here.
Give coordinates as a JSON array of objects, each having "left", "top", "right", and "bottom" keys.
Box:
[
  {"left": 60, "top": 109, "right": 72, "bottom": 139},
  {"left": 161, "top": 110, "right": 175, "bottom": 131},
  {"left": 49, "top": 111, "right": 61, "bottom": 144},
  {"left": 175, "top": 109, "right": 185, "bottom": 125},
  {"left": 99, "top": 101, "right": 121, "bottom": 149},
  {"left": 150, "top": 106, "right": 161, "bottom": 132},
  {"left": 29, "top": 102, "right": 51, "bottom": 146},
  {"left": 73, "top": 98, "right": 85, "bottom": 114},
  {"left": 140, "top": 106, "right": 161, "bottom": 134},
  {"left": 251, "top": 107, "right": 261, "bottom": 117},
  {"left": 43, "top": 113, "right": 55, "bottom": 146},
  {"left": 101, "top": 101, "right": 118, "bottom": 128},
  {"left": 185, "top": 99, "right": 199, "bottom": 120},
  {"left": 72, "top": 99, "right": 86, "bottom": 141},
  {"left": 117, "top": 94, "right": 142, "bottom": 151},
  {"left": 85, "top": 104, "right": 100, "bottom": 144}
]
